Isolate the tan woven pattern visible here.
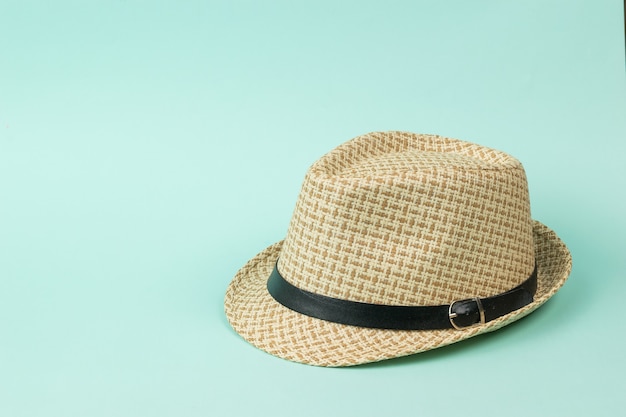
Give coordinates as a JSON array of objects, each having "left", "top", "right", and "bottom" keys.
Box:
[
  {"left": 278, "top": 132, "right": 534, "bottom": 305},
  {"left": 224, "top": 132, "right": 572, "bottom": 366},
  {"left": 317, "top": 132, "right": 519, "bottom": 177},
  {"left": 224, "top": 222, "right": 571, "bottom": 367}
]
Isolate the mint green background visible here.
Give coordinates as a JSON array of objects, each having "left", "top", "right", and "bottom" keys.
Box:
[{"left": 1, "top": 1, "right": 625, "bottom": 416}]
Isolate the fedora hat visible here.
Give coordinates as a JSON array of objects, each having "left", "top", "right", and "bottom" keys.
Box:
[{"left": 224, "top": 131, "right": 572, "bottom": 366}]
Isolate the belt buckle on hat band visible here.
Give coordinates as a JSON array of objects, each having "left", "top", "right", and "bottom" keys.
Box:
[{"left": 448, "top": 297, "right": 486, "bottom": 330}]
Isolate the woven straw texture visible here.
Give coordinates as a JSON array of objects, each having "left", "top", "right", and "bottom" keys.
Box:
[{"left": 224, "top": 132, "right": 572, "bottom": 367}]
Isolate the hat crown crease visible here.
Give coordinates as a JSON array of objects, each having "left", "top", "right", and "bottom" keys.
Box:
[{"left": 277, "top": 132, "right": 536, "bottom": 307}]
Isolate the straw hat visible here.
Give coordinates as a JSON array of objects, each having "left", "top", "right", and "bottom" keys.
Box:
[{"left": 224, "top": 131, "right": 572, "bottom": 367}]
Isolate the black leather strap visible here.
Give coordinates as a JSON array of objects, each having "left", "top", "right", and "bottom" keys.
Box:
[{"left": 267, "top": 263, "right": 537, "bottom": 330}]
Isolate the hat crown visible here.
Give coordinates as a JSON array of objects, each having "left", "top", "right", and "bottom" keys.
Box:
[{"left": 277, "top": 132, "right": 535, "bottom": 306}]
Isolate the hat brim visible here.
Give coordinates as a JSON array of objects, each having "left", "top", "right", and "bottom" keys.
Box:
[{"left": 224, "top": 221, "right": 572, "bottom": 367}]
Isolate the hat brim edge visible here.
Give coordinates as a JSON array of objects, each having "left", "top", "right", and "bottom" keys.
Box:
[{"left": 224, "top": 220, "right": 572, "bottom": 367}]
